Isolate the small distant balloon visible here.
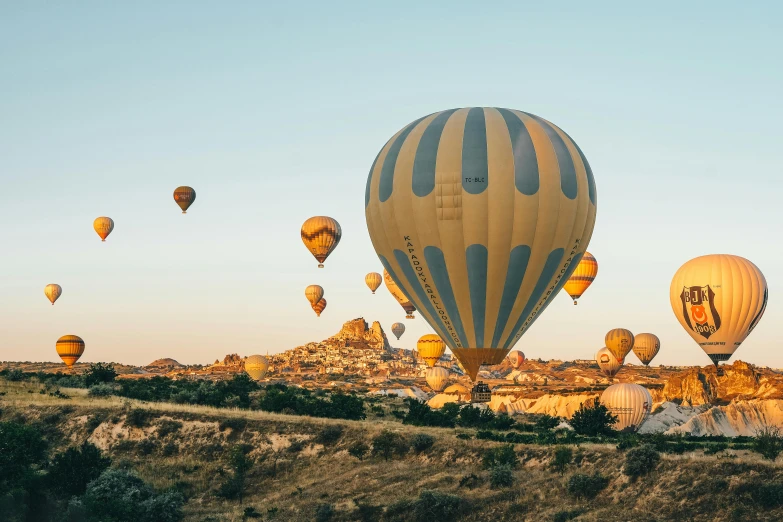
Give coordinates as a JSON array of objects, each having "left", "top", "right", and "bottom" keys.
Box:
[
  {"left": 173, "top": 186, "right": 196, "bottom": 214},
  {"left": 305, "top": 285, "right": 324, "bottom": 306},
  {"left": 312, "top": 298, "right": 327, "bottom": 317},
  {"left": 426, "top": 367, "right": 450, "bottom": 392},
  {"left": 383, "top": 269, "right": 416, "bottom": 319},
  {"left": 605, "top": 328, "right": 634, "bottom": 361},
  {"left": 56, "top": 335, "right": 85, "bottom": 367},
  {"left": 244, "top": 355, "right": 269, "bottom": 381},
  {"left": 508, "top": 350, "right": 525, "bottom": 369},
  {"left": 563, "top": 252, "right": 598, "bottom": 305},
  {"left": 632, "top": 333, "right": 660, "bottom": 366},
  {"left": 93, "top": 217, "right": 114, "bottom": 242},
  {"left": 45, "top": 284, "right": 62, "bottom": 305},
  {"left": 595, "top": 347, "right": 622, "bottom": 380},
  {"left": 391, "top": 322, "right": 405, "bottom": 340},
  {"left": 365, "top": 272, "right": 382, "bottom": 294},
  {"left": 301, "top": 216, "right": 341, "bottom": 268},
  {"left": 417, "top": 335, "right": 446, "bottom": 368},
  {"left": 600, "top": 383, "right": 652, "bottom": 432}
]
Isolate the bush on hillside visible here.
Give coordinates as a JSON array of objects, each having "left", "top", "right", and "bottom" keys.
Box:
[
  {"left": 567, "top": 473, "right": 608, "bottom": 499},
  {"left": 569, "top": 398, "right": 617, "bottom": 437},
  {"left": 84, "top": 363, "right": 117, "bottom": 387},
  {"left": 315, "top": 425, "right": 344, "bottom": 445},
  {"left": 48, "top": 441, "right": 111, "bottom": 498},
  {"left": 482, "top": 445, "right": 518, "bottom": 469},
  {"left": 551, "top": 446, "right": 573, "bottom": 474},
  {"left": 88, "top": 384, "right": 114, "bottom": 398},
  {"left": 412, "top": 434, "right": 435, "bottom": 453},
  {"left": 535, "top": 414, "right": 560, "bottom": 432},
  {"left": 489, "top": 465, "right": 515, "bottom": 489},
  {"left": 371, "top": 431, "right": 409, "bottom": 461},
  {"left": 348, "top": 441, "right": 369, "bottom": 461},
  {"left": 623, "top": 444, "right": 660, "bottom": 478},
  {"left": 751, "top": 426, "right": 783, "bottom": 461}
]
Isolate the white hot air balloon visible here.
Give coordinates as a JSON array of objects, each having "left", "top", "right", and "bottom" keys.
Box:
[
  {"left": 426, "top": 367, "right": 450, "bottom": 392},
  {"left": 595, "top": 347, "right": 622, "bottom": 380},
  {"left": 632, "top": 333, "right": 660, "bottom": 366},
  {"left": 600, "top": 383, "right": 653, "bottom": 432}
]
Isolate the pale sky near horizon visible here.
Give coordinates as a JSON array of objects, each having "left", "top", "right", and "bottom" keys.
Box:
[{"left": 1, "top": 2, "right": 781, "bottom": 368}]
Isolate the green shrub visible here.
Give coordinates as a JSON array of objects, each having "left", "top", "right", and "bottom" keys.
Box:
[
  {"left": 84, "top": 363, "right": 118, "bottom": 387},
  {"left": 0, "top": 421, "right": 47, "bottom": 493},
  {"left": 553, "top": 509, "right": 584, "bottom": 522},
  {"left": 82, "top": 469, "right": 184, "bottom": 522},
  {"left": 242, "top": 506, "right": 262, "bottom": 519},
  {"left": 315, "top": 424, "right": 344, "bottom": 445},
  {"left": 535, "top": 414, "right": 560, "bottom": 432},
  {"left": 751, "top": 426, "right": 783, "bottom": 461},
  {"left": 413, "top": 490, "right": 465, "bottom": 522},
  {"left": 371, "top": 431, "right": 408, "bottom": 461},
  {"left": 489, "top": 465, "right": 515, "bottom": 489},
  {"left": 353, "top": 502, "right": 383, "bottom": 521},
  {"left": 616, "top": 434, "right": 640, "bottom": 450},
  {"left": 217, "top": 445, "right": 255, "bottom": 503},
  {"left": 551, "top": 446, "right": 573, "bottom": 474},
  {"left": 623, "top": 444, "right": 660, "bottom": 478},
  {"left": 218, "top": 417, "right": 247, "bottom": 432},
  {"left": 85, "top": 413, "right": 106, "bottom": 433},
  {"left": 48, "top": 441, "right": 111, "bottom": 498},
  {"left": 482, "top": 445, "right": 518, "bottom": 469},
  {"left": 704, "top": 442, "right": 728, "bottom": 455},
  {"left": 137, "top": 439, "right": 157, "bottom": 456},
  {"left": 456, "top": 432, "right": 472, "bottom": 440},
  {"left": 287, "top": 439, "right": 304, "bottom": 454},
  {"left": 570, "top": 398, "right": 617, "bottom": 437},
  {"left": 315, "top": 503, "right": 335, "bottom": 521},
  {"left": 162, "top": 442, "right": 179, "bottom": 456},
  {"left": 567, "top": 472, "right": 608, "bottom": 499},
  {"left": 348, "top": 441, "right": 369, "bottom": 461},
  {"left": 156, "top": 419, "right": 183, "bottom": 438},
  {"left": 88, "top": 383, "right": 115, "bottom": 397},
  {"left": 126, "top": 408, "right": 152, "bottom": 428},
  {"left": 412, "top": 433, "right": 435, "bottom": 453},
  {"left": 458, "top": 473, "right": 483, "bottom": 489}
]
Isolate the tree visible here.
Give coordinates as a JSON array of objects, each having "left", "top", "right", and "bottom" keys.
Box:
[
  {"left": 752, "top": 426, "right": 783, "bottom": 461},
  {"left": 371, "top": 431, "right": 409, "bottom": 461},
  {"left": 535, "top": 414, "right": 560, "bottom": 432},
  {"left": 623, "top": 444, "right": 660, "bottom": 478},
  {"left": 84, "top": 363, "right": 118, "bottom": 387},
  {"left": 48, "top": 441, "right": 111, "bottom": 498},
  {"left": 567, "top": 473, "right": 609, "bottom": 499},
  {"left": 348, "top": 441, "right": 369, "bottom": 461},
  {"left": 0, "top": 422, "right": 47, "bottom": 494},
  {"left": 569, "top": 398, "right": 617, "bottom": 437},
  {"left": 482, "top": 445, "right": 518, "bottom": 469},
  {"left": 81, "top": 468, "right": 184, "bottom": 522},
  {"left": 551, "top": 446, "right": 573, "bottom": 474},
  {"left": 218, "top": 445, "right": 255, "bottom": 503}
]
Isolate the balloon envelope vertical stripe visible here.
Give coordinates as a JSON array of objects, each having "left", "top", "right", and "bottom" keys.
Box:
[
  {"left": 365, "top": 107, "right": 597, "bottom": 379},
  {"left": 600, "top": 383, "right": 653, "bottom": 432}
]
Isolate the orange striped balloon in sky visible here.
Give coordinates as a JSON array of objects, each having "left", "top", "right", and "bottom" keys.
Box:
[
  {"left": 173, "top": 186, "right": 196, "bottom": 213},
  {"left": 365, "top": 272, "right": 382, "bottom": 294},
  {"left": 301, "top": 216, "right": 341, "bottom": 268},
  {"left": 417, "top": 334, "right": 446, "bottom": 367},
  {"left": 312, "top": 298, "right": 327, "bottom": 317},
  {"left": 93, "top": 217, "right": 114, "bottom": 242},
  {"left": 56, "top": 335, "right": 85, "bottom": 367},
  {"left": 562, "top": 252, "right": 597, "bottom": 305}
]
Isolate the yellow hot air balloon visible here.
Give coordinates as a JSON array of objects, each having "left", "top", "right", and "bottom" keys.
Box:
[
  {"left": 244, "top": 355, "right": 269, "bottom": 381},
  {"left": 365, "top": 108, "right": 597, "bottom": 381},
  {"left": 301, "top": 216, "right": 341, "bottom": 268},
  {"left": 383, "top": 269, "right": 416, "bottom": 319},
  {"left": 595, "top": 347, "right": 622, "bottom": 380},
  {"left": 391, "top": 322, "right": 405, "bottom": 340},
  {"left": 312, "top": 298, "right": 327, "bottom": 317},
  {"left": 93, "top": 217, "right": 114, "bottom": 242},
  {"left": 600, "top": 383, "right": 652, "bottom": 432},
  {"left": 562, "top": 252, "right": 597, "bottom": 305},
  {"left": 426, "top": 367, "right": 450, "bottom": 392},
  {"left": 365, "top": 272, "right": 382, "bottom": 294},
  {"left": 305, "top": 285, "right": 324, "bottom": 306},
  {"left": 417, "top": 334, "right": 446, "bottom": 367},
  {"left": 605, "top": 328, "right": 634, "bottom": 361},
  {"left": 670, "top": 254, "right": 768, "bottom": 368},
  {"left": 508, "top": 350, "right": 525, "bottom": 369},
  {"left": 173, "top": 186, "right": 196, "bottom": 214},
  {"left": 632, "top": 333, "right": 660, "bottom": 366},
  {"left": 44, "top": 284, "right": 62, "bottom": 305},
  {"left": 56, "top": 335, "right": 85, "bottom": 367}
]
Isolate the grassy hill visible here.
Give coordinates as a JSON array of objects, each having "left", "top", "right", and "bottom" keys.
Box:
[{"left": 2, "top": 378, "right": 783, "bottom": 521}]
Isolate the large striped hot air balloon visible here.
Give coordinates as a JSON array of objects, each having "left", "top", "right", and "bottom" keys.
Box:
[
  {"left": 383, "top": 269, "right": 416, "bottom": 319},
  {"left": 312, "top": 298, "right": 327, "bottom": 317},
  {"left": 632, "top": 333, "right": 660, "bottom": 366},
  {"left": 301, "top": 216, "right": 341, "bottom": 268},
  {"left": 562, "top": 252, "right": 597, "bottom": 305},
  {"left": 93, "top": 217, "right": 114, "bottom": 242},
  {"left": 244, "top": 355, "right": 269, "bottom": 381},
  {"left": 670, "top": 254, "right": 767, "bottom": 368},
  {"left": 600, "top": 383, "right": 652, "bottom": 432},
  {"left": 56, "top": 335, "right": 85, "bottom": 367},
  {"left": 365, "top": 272, "right": 382, "bottom": 294},
  {"left": 173, "top": 186, "right": 196, "bottom": 213},
  {"left": 365, "top": 107, "right": 597, "bottom": 380},
  {"left": 417, "top": 334, "right": 446, "bottom": 367},
  {"left": 605, "top": 328, "right": 634, "bottom": 361},
  {"left": 45, "top": 284, "right": 62, "bottom": 305}
]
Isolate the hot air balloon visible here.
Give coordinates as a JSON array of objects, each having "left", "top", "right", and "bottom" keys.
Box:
[
  {"left": 670, "top": 254, "right": 767, "bottom": 368},
  {"left": 595, "top": 347, "right": 622, "bottom": 380},
  {"left": 244, "top": 355, "right": 269, "bottom": 381},
  {"left": 93, "top": 217, "right": 114, "bottom": 242},
  {"left": 56, "top": 335, "right": 85, "bottom": 367},
  {"left": 391, "top": 322, "right": 405, "bottom": 340},
  {"left": 600, "top": 383, "right": 652, "bottom": 432},
  {"left": 44, "top": 284, "right": 62, "bottom": 305},
  {"left": 305, "top": 285, "right": 324, "bottom": 306},
  {"left": 426, "top": 367, "right": 450, "bottom": 392},
  {"left": 383, "top": 269, "right": 416, "bottom": 319},
  {"left": 312, "top": 298, "right": 327, "bottom": 317},
  {"left": 365, "top": 272, "right": 382, "bottom": 294},
  {"left": 417, "top": 335, "right": 446, "bottom": 367},
  {"left": 301, "top": 216, "right": 341, "bottom": 268},
  {"left": 562, "top": 252, "right": 597, "bottom": 305},
  {"left": 365, "top": 107, "right": 597, "bottom": 382},
  {"left": 632, "top": 333, "right": 660, "bottom": 366},
  {"left": 508, "top": 350, "right": 525, "bottom": 369},
  {"left": 605, "top": 328, "right": 634, "bottom": 361},
  {"left": 173, "top": 186, "right": 196, "bottom": 213}
]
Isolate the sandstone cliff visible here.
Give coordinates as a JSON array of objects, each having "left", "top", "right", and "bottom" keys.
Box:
[
  {"left": 329, "top": 318, "right": 390, "bottom": 351},
  {"left": 666, "top": 399, "right": 783, "bottom": 436},
  {"left": 661, "top": 360, "right": 765, "bottom": 406}
]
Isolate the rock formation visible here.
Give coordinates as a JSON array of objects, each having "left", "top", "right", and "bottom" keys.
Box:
[
  {"left": 661, "top": 361, "right": 763, "bottom": 406},
  {"left": 329, "top": 318, "right": 390, "bottom": 351},
  {"left": 666, "top": 400, "right": 783, "bottom": 437}
]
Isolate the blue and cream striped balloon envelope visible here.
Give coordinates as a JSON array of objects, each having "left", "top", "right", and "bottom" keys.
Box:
[{"left": 365, "top": 107, "right": 597, "bottom": 380}]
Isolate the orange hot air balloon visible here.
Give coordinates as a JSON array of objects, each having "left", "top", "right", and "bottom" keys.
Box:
[
  {"left": 56, "top": 335, "right": 85, "bottom": 367},
  {"left": 45, "top": 284, "right": 62, "bottom": 305},
  {"left": 312, "top": 298, "right": 327, "bottom": 317},
  {"left": 605, "top": 328, "right": 634, "bottom": 361},
  {"left": 301, "top": 216, "right": 341, "bottom": 268},
  {"left": 93, "top": 217, "right": 114, "bottom": 242},
  {"left": 563, "top": 252, "right": 598, "bottom": 305},
  {"left": 383, "top": 269, "right": 416, "bottom": 319},
  {"left": 365, "top": 272, "right": 382, "bottom": 294},
  {"left": 173, "top": 186, "right": 196, "bottom": 213},
  {"left": 417, "top": 334, "right": 446, "bottom": 367},
  {"left": 305, "top": 285, "right": 324, "bottom": 306}
]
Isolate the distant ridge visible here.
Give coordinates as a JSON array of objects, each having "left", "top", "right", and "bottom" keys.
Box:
[{"left": 145, "top": 358, "right": 185, "bottom": 369}]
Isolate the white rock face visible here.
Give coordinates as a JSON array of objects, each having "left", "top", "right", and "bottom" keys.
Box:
[
  {"left": 371, "top": 387, "right": 428, "bottom": 401},
  {"left": 666, "top": 400, "right": 783, "bottom": 437},
  {"left": 638, "top": 401, "right": 706, "bottom": 434},
  {"left": 523, "top": 394, "right": 598, "bottom": 418}
]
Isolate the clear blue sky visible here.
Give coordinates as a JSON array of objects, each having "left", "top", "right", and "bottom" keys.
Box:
[{"left": 1, "top": 2, "right": 780, "bottom": 367}]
